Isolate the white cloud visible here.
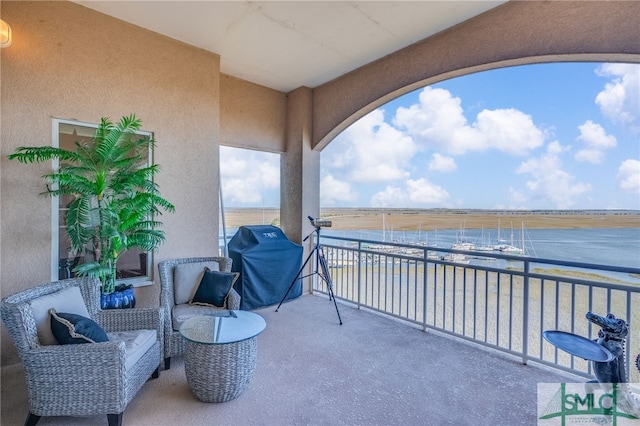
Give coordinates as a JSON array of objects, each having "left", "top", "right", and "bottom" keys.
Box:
[
  {"left": 574, "top": 149, "right": 604, "bottom": 164},
  {"left": 475, "top": 109, "right": 546, "bottom": 155},
  {"left": 428, "top": 153, "right": 457, "bottom": 172},
  {"left": 406, "top": 178, "right": 450, "bottom": 204},
  {"left": 393, "top": 86, "right": 545, "bottom": 155},
  {"left": 595, "top": 63, "right": 640, "bottom": 132},
  {"left": 575, "top": 120, "right": 617, "bottom": 163},
  {"left": 370, "top": 178, "right": 449, "bottom": 207},
  {"left": 507, "top": 187, "right": 527, "bottom": 206},
  {"left": 220, "top": 146, "right": 280, "bottom": 205},
  {"left": 320, "top": 175, "right": 358, "bottom": 206},
  {"left": 370, "top": 186, "right": 407, "bottom": 207},
  {"left": 516, "top": 141, "right": 591, "bottom": 209},
  {"left": 333, "top": 109, "right": 417, "bottom": 184},
  {"left": 617, "top": 159, "right": 640, "bottom": 194}
]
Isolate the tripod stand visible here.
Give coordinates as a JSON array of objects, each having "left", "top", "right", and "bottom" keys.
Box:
[{"left": 275, "top": 224, "right": 343, "bottom": 325}]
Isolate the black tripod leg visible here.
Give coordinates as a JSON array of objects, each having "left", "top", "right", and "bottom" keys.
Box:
[
  {"left": 318, "top": 249, "right": 343, "bottom": 325},
  {"left": 276, "top": 246, "right": 316, "bottom": 312},
  {"left": 327, "top": 282, "right": 343, "bottom": 325}
]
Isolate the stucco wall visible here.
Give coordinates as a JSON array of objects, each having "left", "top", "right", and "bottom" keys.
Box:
[
  {"left": 220, "top": 74, "right": 287, "bottom": 152},
  {"left": 0, "top": 1, "right": 226, "bottom": 365},
  {"left": 0, "top": 1, "right": 293, "bottom": 367}
]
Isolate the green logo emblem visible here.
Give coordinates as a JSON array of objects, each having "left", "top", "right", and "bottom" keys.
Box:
[{"left": 539, "top": 383, "right": 640, "bottom": 425}]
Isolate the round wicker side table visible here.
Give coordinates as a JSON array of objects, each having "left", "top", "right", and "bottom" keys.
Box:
[{"left": 179, "top": 311, "right": 266, "bottom": 403}]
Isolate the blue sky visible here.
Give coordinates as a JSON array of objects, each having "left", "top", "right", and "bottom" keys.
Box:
[{"left": 220, "top": 62, "right": 640, "bottom": 210}]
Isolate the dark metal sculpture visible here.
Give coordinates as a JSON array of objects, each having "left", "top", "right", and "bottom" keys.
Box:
[
  {"left": 585, "top": 311, "right": 628, "bottom": 383},
  {"left": 544, "top": 312, "right": 640, "bottom": 416}
]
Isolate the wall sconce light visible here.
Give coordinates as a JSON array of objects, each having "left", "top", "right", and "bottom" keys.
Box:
[{"left": 1, "top": 19, "right": 12, "bottom": 48}]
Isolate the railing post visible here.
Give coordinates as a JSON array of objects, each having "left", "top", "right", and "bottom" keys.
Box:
[
  {"left": 357, "top": 240, "right": 362, "bottom": 309},
  {"left": 522, "top": 259, "right": 530, "bottom": 365},
  {"left": 422, "top": 249, "right": 428, "bottom": 331}
]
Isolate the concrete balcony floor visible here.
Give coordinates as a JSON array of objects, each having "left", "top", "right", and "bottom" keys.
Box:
[{"left": 1, "top": 294, "right": 578, "bottom": 425}]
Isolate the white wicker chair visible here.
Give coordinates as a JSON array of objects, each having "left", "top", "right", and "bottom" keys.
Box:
[
  {"left": 0, "top": 277, "right": 163, "bottom": 426},
  {"left": 158, "top": 257, "right": 240, "bottom": 369}
]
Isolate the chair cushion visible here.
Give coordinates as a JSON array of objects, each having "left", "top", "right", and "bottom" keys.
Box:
[
  {"left": 29, "top": 286, "right": 91, "bottom": 346},
  {"left": 107, "top": 329, "right": 157, "bottom": 371},
  {"left": 173, "top": 261, "right": 220, "bottom": 305},
  {"left": 190, "top": 268, "right": 239, "bottom": 308},
  {"left": 49, "top": 309, "right": 109, "bottom": 344},
  {"left": 172, "top": 303, "right": 227, "bottom": 331}
]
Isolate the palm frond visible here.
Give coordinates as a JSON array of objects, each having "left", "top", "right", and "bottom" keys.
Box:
[
  {"left": 66, "top": 197, "right": 95, "bottom": 251},
  {"left": 72, "top": 260, "right": 103, "bottom": 277},
  {"left": 95, "top": 114, "right": 142, "bottom": 164},
  {"left": 148, "top": 193, "right": 175, "bottom": 213},
  {"left": 128, "top": 219, "right": 165, "bottom": 230},
  {"left": 125, "top": 229, "right": 166, "bottom": 251},
  {"left": 7, "top": 146, "right": 79, "bottom": 164},
  {"left": 43, "top": 173, "right": 96, "bottom": 196},
  {"left": 73, "top": 261, "right": 118, "bottom": 292}
]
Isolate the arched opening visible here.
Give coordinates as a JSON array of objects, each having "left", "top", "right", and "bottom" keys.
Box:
[{"left": 320, "top": 62, "right": 639, "bottom": 211}]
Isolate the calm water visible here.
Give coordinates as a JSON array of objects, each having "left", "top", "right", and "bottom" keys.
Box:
[
  {"left": 326, "top": 227, "right": 640, "bottom": 285},
  {"left": 322, "top": 227, "right": 640, "bottom": 268},
  {"left": 222, "top": 226, "right": 640, "bottom": 282}
]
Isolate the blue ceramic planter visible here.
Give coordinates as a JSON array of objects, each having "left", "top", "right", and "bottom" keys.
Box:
[{"left": 100, "top": 284, "right": 136, "bottom": 309}]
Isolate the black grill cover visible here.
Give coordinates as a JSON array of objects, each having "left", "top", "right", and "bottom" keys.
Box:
[{"left": 228, "top": 225, "right": 303, "bottom": 310}]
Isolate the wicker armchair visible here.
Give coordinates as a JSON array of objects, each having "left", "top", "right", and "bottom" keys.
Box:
[
  {"left": 158, "top": 257, "right": 240, "bottom": 369},
  {"left": 0, "top": 277, "right": 163, "bottom": 426}
]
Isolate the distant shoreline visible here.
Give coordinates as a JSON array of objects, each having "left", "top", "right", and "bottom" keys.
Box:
[{"left": 224, "top": 208, "right": 640, "bottom": 231}]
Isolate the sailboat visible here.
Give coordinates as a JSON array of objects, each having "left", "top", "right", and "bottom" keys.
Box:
[
  {"left": 446, "top": 222, "right": 474, "bottom": 263},
  {"left": 493, "top": 222, "right": 524, "bottom": 255},
  {"left": 476, "top": 226, "right": 495, "bottom": 252},
  {"left": 451, "top": 221, "right": 475, "bottom": 251}
]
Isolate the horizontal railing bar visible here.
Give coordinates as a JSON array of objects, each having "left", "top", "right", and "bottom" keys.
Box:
[{"left": 526, "top": 272, "right": 638, "bottom": 292}]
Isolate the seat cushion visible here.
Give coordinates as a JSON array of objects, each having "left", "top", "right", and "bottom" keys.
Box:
[
  {"left": 50, "top": 309, "right": 109, "bottom": 344},
  {"left": 172, "top": 303, "right": 227, "bottom": 331},
  {"left": 107, "top": 329, "right": 157, "bottom": 371},
  {"left": 29, "top": 286, "right": 92, "bottom": 346},
  {"left": 190, "top": 268, "right": 239, "bottom": 308},
  {"left": 173, "top": 261, "right": 220, "bottom": 305}
]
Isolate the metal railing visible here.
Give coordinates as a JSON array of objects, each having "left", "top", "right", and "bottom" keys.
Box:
[{"left": 311, "top": 234, "right": 640, "bottom": 381}]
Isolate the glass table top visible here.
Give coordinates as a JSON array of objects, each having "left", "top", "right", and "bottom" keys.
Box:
[{"left": 179, "top": 311, "right": 266, "bottom": 345}]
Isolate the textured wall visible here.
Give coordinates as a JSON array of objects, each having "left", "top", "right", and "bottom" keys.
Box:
[
  {"left": 0, "top": 1, "right": 225, "bottom": 365},
  {"left": 312, "top": 1, "right": 640, "bottom": 149},
  {"left": 220, "top": 74, "right": 287, "bottom": 152}
]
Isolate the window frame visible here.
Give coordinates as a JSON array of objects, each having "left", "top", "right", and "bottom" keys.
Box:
[{"left": 51, "top": 118, "right": 154, "bottom": 287}]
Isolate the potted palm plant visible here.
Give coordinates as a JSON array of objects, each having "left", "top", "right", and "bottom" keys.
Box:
[{"left": 9, "top": 114, "right": 174, "bottom": 307}]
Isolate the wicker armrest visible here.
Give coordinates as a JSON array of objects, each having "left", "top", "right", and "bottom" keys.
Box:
[
  {"left": 228, "top": 288, "right": 241, "bottom": 310},
  {"left": 25, "top": 342, "right": 127, "bottom": 375},
  {"left": 95, "top": 307, "right": 163, "bottom": 333},
  {"left": 23, "top": 343, "right": 129, "bottom": 415}
]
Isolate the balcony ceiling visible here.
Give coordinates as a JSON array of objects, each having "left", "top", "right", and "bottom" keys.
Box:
[{"left": 74, "top": 1, "right": 505, "bottom": 93}]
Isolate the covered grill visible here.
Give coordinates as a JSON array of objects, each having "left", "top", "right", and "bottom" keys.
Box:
[{"left": 228, "top": 225, "right": 303, "bottom": 310}]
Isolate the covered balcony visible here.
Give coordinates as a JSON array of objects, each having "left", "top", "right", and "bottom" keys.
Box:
[
  {"left": 2, "top": 2, "right": 639, "bottom": 425},
  {"left": 3, "top": 237, "right": 639, "bottom": 424}
]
